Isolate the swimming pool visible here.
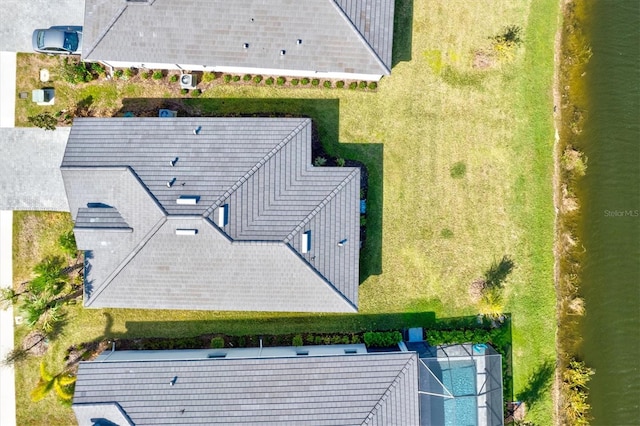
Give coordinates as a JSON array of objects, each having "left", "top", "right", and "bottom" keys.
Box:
[{"left": 441, "top": 360, "right": 478, "bottom": 426}]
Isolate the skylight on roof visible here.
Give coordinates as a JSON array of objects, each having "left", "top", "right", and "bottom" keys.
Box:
[
  {"left": 217, "top": 204, "right": 229, "bottom": 227},
  {"left": 302, "top": 230, "right": 311, "bottom": 253}
]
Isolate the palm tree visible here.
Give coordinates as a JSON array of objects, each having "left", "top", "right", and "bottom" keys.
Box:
[
  {"left": 479, "top": 288, "right": 504, "bottom": 319},
  {"left": 31, "top": 361, "right": 76, "bottom": 405},
  {"left": 29, "top": 256, "right": 69, "bottom": 297}
]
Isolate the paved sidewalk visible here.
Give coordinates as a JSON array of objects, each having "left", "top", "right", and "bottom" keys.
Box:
[
  {"left": 0, "top": 211, "right": 16, "bottom": 426},
  {"left": 0, "top": 52, "right": 16, "bottom": 128}
]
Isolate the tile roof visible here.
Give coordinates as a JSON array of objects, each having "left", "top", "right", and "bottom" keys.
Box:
[
  {"left": 73, "top": 351, "right": 419, "bottom": 425},
  {"left": 82, "top": 0, "right": 395, "bottom": 76},
  {"left": 61, "top": 118, "right": 360, "bottom": 312}
]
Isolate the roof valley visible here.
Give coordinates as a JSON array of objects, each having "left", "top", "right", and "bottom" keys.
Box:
[{"left": 203, "top": 119, "right": 307, "bottom": 219}]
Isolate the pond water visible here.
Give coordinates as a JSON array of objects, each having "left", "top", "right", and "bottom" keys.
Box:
[{"left": 577, "top": 1, "right": 640, "bottom": 423}]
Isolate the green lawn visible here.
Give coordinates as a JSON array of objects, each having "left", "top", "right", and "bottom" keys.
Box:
[{"left": 13, "top": 0, "right": 559, "bottom": 424}]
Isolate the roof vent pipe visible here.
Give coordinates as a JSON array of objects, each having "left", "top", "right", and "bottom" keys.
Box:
[
  {"left": 243, "top": 43, "right": 249, "bottom": 49},
  {"left": 170, "top": 157, "right": 177, "bottom": 167},
  {"left": 166, "top": 178, "right": 176, "bottom": 188},
  {"left": 337, "top": 238, "right": 348, "bottom": 247},
  {"left": 280, "top": 50, "right": 286, "bottom": 56},
  {"left": 193, "top": 126, "right": 201, "bottom": 135}
]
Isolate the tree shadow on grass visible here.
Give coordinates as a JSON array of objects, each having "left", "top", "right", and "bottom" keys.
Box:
[
  {"left": 484, "top": 255, "right": 515, "bottom": 289},
  {"left": 119, "top": 98, "right": 383, "bottom": 281},
  {"left": 516, "top": 358, "right": 555, "bottom": 408}
]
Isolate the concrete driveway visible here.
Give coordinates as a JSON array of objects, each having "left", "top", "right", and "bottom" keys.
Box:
[
  {"left": 0, "top": 0, "right": 85, "bottom": 52},
  {"left": 0, "top": 128, "right": 70, "bottom": 211}
]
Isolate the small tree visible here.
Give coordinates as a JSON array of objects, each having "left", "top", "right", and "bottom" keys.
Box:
[
  {"left": 28, "top": 113, "right": 57, "bottom": 131},
  {"left": 31, "top": 361, "right": 76, "bottom": 405}
]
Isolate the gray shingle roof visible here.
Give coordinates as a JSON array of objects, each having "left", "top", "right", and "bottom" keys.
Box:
[
  {"left": 73, "top": 352, "right": 419, "bottom": 425},
  {"left": 82, "top": 0, "right": 394, "bottom": 76},
  {"left": 61, "top": 118, "right": 360, "bottom": 312}
]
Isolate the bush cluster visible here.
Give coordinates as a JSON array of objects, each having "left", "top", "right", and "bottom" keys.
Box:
[
  {"left": 426, "top": 328, "right": 491, "bottom": 346},
  {"left": 363, "top": 331, "right": 402, "bottom": 348},
  {"left": 61, "top": 58, "right": 93, "bottom": 84}
]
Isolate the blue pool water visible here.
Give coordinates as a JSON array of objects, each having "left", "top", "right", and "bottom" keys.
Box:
[{"left": 441, "top": 361, "right": 477, "bottom": 426}]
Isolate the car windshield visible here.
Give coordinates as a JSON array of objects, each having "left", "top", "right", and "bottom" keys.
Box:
[
  {"left": 37, "top": 31, "right": 45, "bottom": 49},
  {"left": 63, "top": 31, "right": 79, "bottom": 51}
]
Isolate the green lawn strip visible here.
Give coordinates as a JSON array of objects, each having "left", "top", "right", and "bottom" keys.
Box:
[{"left": 505, "top": 0, "right": 559, "bottom": 423}]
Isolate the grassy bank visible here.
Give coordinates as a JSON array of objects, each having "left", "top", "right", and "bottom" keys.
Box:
[
  {"left": 13, "top": 1, "right": 559, "bottom": 424},
  {"left": 554, "top": 0, "right": 596, "bottom": 424}
]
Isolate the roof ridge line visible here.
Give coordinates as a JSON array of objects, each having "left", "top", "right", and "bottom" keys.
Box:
[
  {"left": 328, "top": 0, "right": 391, "bottom": 74},
  {"left": 83, "top": 167, "right": 168, "bottom": 307},
  {"left": 284, "top": 168, "right": 359, "bottom": 243},
  {"left": 83, "top": 4, "right": 129, "bottom": 59},
  {"left": 361, "top": 354, "right": 416, "bottom": 425},
  {"left": 84, "top": 216, "right": 166, "bottom": 307},
  {"left": 203, "top": 119, "right": 309, "bottom": 218}
]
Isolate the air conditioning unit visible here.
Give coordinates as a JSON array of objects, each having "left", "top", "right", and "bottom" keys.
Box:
[{"left": 180, "top": 74, "right": 197, "bottom": 89}]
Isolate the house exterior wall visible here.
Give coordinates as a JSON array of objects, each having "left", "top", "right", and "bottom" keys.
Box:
[{"left": 98, "top": 60, "right": 383, "bottom": 81}]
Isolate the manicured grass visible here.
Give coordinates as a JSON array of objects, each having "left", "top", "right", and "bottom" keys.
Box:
[{"left": 12, "top": 1, "right": 559, "bottom": 424}]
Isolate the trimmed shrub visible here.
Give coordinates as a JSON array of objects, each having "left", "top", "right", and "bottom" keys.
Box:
[
  {"left": 336, "top": 157, "right": 346, "bottom": 167},
  {"left": 336, "top": 80, "right": 345, "bottom": 88},
  {"left": 253, "top": 75, "right": 263, "bottom": 84},
  {"left": 152, "top": 70, "right": 163, "bottom": 80},
  {"left": 90, "top": 62, "right": 105, "bottom": 75},
  {"left": 311, "top": 78, "right": 320, "bottom": 86},
  {"left": 191, "top": 88, "right": 202, "bottom": 97},
  {"left": 180, "top": 88, "right": 188, "bottom": 95},
  {"left": 349, "top": 82, "right": 357, "bottom": 90},
  {"left": 210, "top": 337, "right": 225, "bottom": 349},
  {"left": 265, "top": 77, "right": 275, "bottom": 85},
  {"left": 202, "top": 72, "right": 216, "bottom": 82},
  {"left": 323, "top": 80, "right": 332, "bottom": 88},
  {"left": 243, "top": 74, "right": 252, "bottom": 81},
  {"left": 277, "top": 76, "right": 286, "bottom": 85},
  {"left": 61, "top": 58, "right": 92, "bottom": 84},
  {"left": 113, "top": 69, "right": 124, "bottom": 80},
  {"left": 28, "top": 113, "right": 57, "bottom": 131},
  {"left": 368, "top": 81, "right": 378, "bottom": 90},
  {"left": 301, "top": 77, "right": 310, "bottom": 85},
  {"left": 291, "top": 78, "right": 300, "bottom": 86},
  {"left": 363, "top": 331, "right": 402, "bottom": 348},
  {"left": 124, "top": 68, "right": 135, "bottom": 79},
  {"left": 140, "top": 71, "right": 150, "bottom": 79},
  {"left": 314, "top": 156, "right": 327, "bottom": 167},
  {"left": 232, "top": 75, "right": 241, "bottom": 82},
  {"left": 169, "top": 74, "right": 178, "bottom": 83},
  {"left": 358, "top": 81, "right": 367, "bottom": 89},
  {"left": 292, "top": 334, "right": 303, "bottom": 347},
  {"left": 223, "top": 74, "right": 232, "bottom": 83}
]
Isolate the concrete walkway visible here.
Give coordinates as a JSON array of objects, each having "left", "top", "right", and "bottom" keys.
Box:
[
  {"left": 0, "top": 51, "right": 17, "bottom": 426},
  {"left": 0, "top": 52, "right": 16, "bottom": 128},
  {"left": 0, "top": 211, "right": 16, "bottom": 426}
]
